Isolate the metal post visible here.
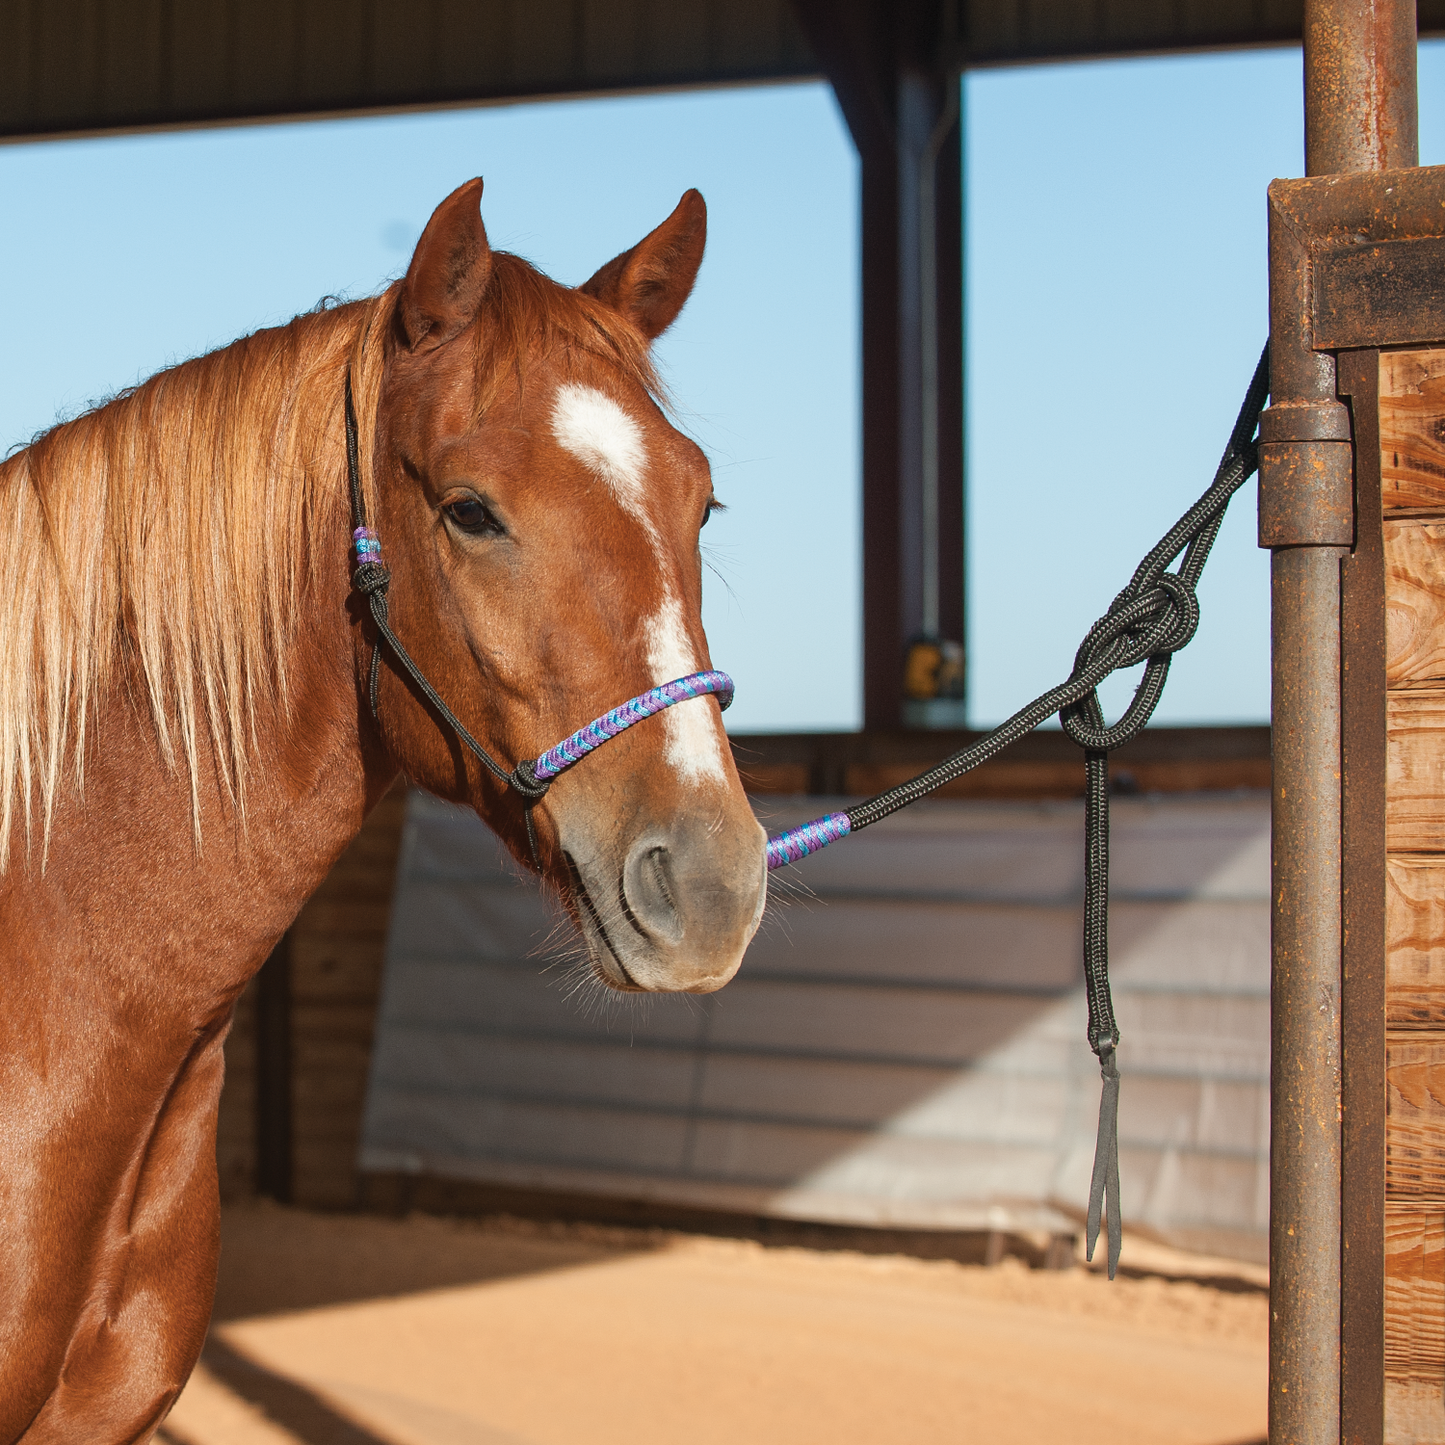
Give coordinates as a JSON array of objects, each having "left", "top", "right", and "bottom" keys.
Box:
[
  {"left": 1304, "top": 0, "right": 1418, "bottom": 176},
  {"left": 1265, "top": 4, "right": 1417, "bottom": 1441},
  {"left": 790, "top": 0, "right": 965, "bottom": 730},
  {"left": 1268, "top": 540, "right": 1347, "bottom": 1445}
]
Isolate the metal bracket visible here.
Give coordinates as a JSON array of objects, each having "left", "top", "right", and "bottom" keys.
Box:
[
  {"left": 1259, "top": 399, "right": 1353, "bottom": 443},
  {"left": 1258, "top": 440, "right": 1355, "bottom": 547}
]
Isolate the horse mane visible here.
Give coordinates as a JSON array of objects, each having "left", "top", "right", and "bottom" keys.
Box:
[{"left": 0, "top": 249, "right": 657, "bottom": 867}]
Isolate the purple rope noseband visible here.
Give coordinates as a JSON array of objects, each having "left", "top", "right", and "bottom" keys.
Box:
[
  {"left": 522, "top": 671, "right": 852, "bottom": 874},
  {"left": 531, "top": 671, "right": 735, "bottom": 782}
]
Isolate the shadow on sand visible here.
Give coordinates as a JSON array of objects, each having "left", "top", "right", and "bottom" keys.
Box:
[{"left": 208, "top": 1200, "right": 658, "bottom": 1322}]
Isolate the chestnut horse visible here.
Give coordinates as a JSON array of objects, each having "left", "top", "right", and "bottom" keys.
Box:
[{"left": 0, "top": 179, "right": 766, "bottom": 1442}]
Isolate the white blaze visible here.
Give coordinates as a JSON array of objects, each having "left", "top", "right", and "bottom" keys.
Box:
[
  {"left": 551, "top": 383, "right": 726, "bottom": 787},
  {"left": 551, "top": 383, "right": 651, "bottom": 526}
]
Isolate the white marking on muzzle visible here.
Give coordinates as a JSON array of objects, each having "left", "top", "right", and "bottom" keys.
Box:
[
  {"left": 646, "top": 594, "right": 727, "bottom": 786},
  {"left": 552, "top": 383, "right": 727, "bottom": 788}
]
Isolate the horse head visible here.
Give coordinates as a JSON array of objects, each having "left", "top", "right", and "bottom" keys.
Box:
[{"left": 363, "top": 179, "right": 766, "bottom": 993}]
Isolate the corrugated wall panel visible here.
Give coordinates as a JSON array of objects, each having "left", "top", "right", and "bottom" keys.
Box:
[
  {"left": 963, "top": 0, "right": 1445, "bottom": 64},
  {"left": 361, "top": 789, "right": 1272, "bottom": 1261}
]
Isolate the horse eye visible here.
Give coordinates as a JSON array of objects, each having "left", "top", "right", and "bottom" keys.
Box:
[
  {"left": 701, "top": 498, "right": 724, "bottom": 529},
  {"left": 444, "top": 497, "right": 503, "bottom": 536}
]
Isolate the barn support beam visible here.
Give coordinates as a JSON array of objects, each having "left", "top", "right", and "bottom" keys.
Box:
[
  {"left": 1264, "top": 3, "right": 1418, "bottom": 1442},
  {"left": 791, "top": 0, "right": 964, "bottom": 729}
]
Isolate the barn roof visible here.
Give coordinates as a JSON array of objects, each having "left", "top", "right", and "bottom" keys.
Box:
[{"left": 3, "top": 0, "right": 1442, "bottom": 144}]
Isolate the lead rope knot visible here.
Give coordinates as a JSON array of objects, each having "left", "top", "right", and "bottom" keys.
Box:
[{"left": 351, "top": 560, "right": 391, "bottom": 597}]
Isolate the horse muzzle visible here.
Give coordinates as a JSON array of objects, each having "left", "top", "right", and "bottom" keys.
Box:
[{"left": 563, "top": 813, "right": 767, "bottom": 993}]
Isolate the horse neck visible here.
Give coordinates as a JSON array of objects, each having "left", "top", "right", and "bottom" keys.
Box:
[{"left": 19, "top": 484, "right": 391, "bottom": 1008}]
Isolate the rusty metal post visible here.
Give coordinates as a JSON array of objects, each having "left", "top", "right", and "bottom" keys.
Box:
[
  {"left": 1265, "top": 4, "right": 1418, "bottom": 1442},
  {"left": 1267, "top": 535, "right": 1348, "bottom": 1445},
  {"left": 1304, "top": 0, "right": 1419, "bottom": 176}
]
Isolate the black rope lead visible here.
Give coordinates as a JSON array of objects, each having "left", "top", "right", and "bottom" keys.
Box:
[{"left": 838, "top": 342, "right": 1271, "bottom": 1276}]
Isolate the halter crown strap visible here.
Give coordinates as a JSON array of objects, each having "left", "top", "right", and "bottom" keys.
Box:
[{"left": 344, "top": 374, "right": 517, "bottom": 795}]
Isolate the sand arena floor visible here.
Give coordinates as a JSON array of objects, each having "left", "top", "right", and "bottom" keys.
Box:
[{"left": 157, "top": 1203, "right": 1268, "bottom": 1445}]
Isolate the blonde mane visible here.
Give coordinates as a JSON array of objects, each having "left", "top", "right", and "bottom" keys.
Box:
[{"left": 0, "top": 252, "right": 657, "bottom": 868}]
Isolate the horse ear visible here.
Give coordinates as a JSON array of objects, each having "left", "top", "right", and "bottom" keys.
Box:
[
  {"left": 580, "top": 189, "right": 706, "bottom": 341},
  {"left": 398, "top": 178, "right": 494, "bottom": 354}
]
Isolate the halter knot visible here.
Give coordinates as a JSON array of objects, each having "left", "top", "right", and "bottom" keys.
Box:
[
  {"left": 509, "top": 758, "right": 551, "bottom": 802},
  {"left": 351, "top": 560, "right": 391, "bottom": 597}
]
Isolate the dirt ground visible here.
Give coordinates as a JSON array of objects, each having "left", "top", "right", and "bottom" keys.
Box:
[{"left": 158, "top": 1202, "right": 1267, "bottom": 1445}]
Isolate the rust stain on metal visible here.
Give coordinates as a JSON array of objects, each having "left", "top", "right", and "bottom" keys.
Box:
[{"left": 1304, "top": 0, "right": 1419, "bottom": 176}]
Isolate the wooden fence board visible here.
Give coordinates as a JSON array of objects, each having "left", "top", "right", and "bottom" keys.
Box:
[
  {"left": 1389, "top": 857, "right": 1445, "bottom": 1028},
  {"left": 1382, "top": 349, "right": 1445, "bottom": 512},
  {"left": 1386, "top": 1207, "right": 1445, "bottom": 1444},
  {"left": 1388, "top": 692, "right": 1445, "bottom": 853},
  {"left": 1389, "top": 522, "right": 1445, "bottom": 688},
  {"left": 1388, "top": 1039, "right": 1445, "bottom": 1198}
]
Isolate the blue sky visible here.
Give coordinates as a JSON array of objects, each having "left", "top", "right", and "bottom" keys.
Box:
[
  {"left": 1, "top": 45, "right": 1440, "bottom": 731},
  {"left": 0, "top": 85, "right": 859, "bottom": 733},
  {"left": 968, "top": 41, "right": 1444, "bottom": 728}
]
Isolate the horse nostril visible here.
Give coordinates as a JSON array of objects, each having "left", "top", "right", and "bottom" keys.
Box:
[
  {"left": 621, "top": 842, "right": 685, "bottom": 946},
  {"left": 646, "top": 847, "right": 677, "bottom": 916}
]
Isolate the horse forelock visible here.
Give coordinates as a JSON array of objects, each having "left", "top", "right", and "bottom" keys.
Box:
[{"left": 464, "top": 253, "right": 663, "bottom": 420}]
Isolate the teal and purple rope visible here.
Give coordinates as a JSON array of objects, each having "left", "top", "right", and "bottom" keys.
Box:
[
  {"left": 353, "top": 525, "right": 384, "bottom": 566},
  {"left": 521, "top": 671, "right": 848, "bottom": 870},
  {"left": 532, "top": 670, "right": 735, "bottom": 783},
  {"left": 764, "top": 812, "right": 851, "bottom": 870}
]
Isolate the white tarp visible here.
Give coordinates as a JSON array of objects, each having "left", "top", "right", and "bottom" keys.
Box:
[{"left": 361, "top": 790, "right": 1270, "bottom": 1261}]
